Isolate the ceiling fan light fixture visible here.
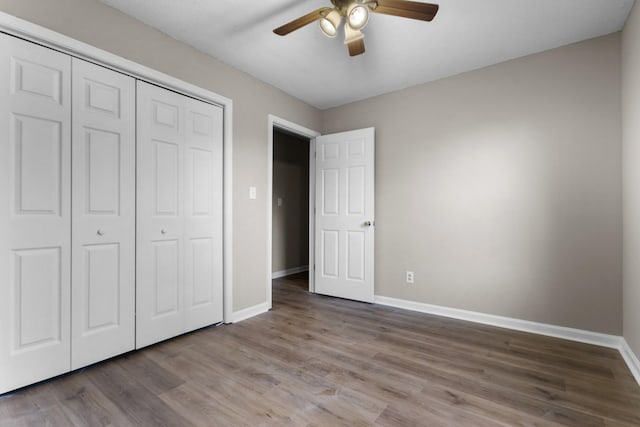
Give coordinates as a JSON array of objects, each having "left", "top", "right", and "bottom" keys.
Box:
[
  {"left": 319, "top": 9, "right": 342, "bottom": 37},
  {"left": 347, "top": 3, "right": 369, "bottom": 30},
  {"left": 273, "top": 0, "right": 440, "bottom": 57}
]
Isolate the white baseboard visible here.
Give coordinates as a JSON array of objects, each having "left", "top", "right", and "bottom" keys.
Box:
[
  {"left": 272, "top": 265, "right": 309, "bottom": 279},
  {"left": 374, "top": 295, "right": 622, "bottom": 348},
  {"left": 230, "top": 295, "right": 640, "bottom": 385},
  {"left": 374, "top": 295, "right": 640, "bottom": 386},
  {"left": 620, "top": 339, "right": 640, "bottom": 385},
  {"left": 231, "top": 302, "right": 269, "bottom": 323},
  {"left": 374, "top": 296, "right": 622, "bottom": 349}
]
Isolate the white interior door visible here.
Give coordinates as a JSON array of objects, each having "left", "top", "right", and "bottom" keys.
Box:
[
  {"left": 0, "top": 34, "right": 72, "bottom": 393},
  {"left": 314, "top": 128, "right": 375, "bottom": 302},
  {"left": 137, "top": 81, "right": 223, "bottom": 348},
  {"left": 71, "top": 58, "right": 135, "bottom": 369}
]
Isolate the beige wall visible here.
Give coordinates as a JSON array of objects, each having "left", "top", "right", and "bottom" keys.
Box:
[
  {"left": 0, "top": 0, "right": 323, "bottom": 312},
  {"left": 623, "top": 3, "right": 640, "bottom": 355},
  {"left": 272, "top": 131, "right": 310, "bottom": 273},
  {"left": 323, "top": 34, "right": 623, "bottom": 334}
]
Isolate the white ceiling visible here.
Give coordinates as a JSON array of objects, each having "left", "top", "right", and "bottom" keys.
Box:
[{"left": 100, "top": 0, "right": 634, "bottom": 110}]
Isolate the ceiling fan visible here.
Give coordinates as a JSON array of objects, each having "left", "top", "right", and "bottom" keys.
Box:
[{"left": 273, "top": 0, "right": 439, "bottom": 57}]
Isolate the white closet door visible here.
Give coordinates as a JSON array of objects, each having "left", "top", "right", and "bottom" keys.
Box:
[
  {"left": 71, "top": 59, "right": 135, "bottom": 369},
  {"left": 136, "top": 81, "right": 223, "bottom": 348},
  {"left": 0, "top": 35, "right": 71, "bottom": 393},
  {"left": 183, "top": 96, "right": 223, "bottom": 331},
  {"left": 136, "top": 82, "right": 184, "bottom": 348}
]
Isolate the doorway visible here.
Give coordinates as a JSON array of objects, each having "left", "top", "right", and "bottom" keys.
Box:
[
  {"left": 267, "top": 115, "right": 320, "bottom": 309},
  {"left": 272, "top": 129, "right": 310, "bottom": 280}
]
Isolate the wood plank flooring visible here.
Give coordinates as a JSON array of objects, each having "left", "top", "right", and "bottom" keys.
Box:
[{"left": 1, "top": 272, "right": 639, "bottom": 426}]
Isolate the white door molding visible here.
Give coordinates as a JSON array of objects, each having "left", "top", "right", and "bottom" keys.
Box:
[
  {"left": 0, "top": 11, "right": 235, "bottom": 324},
  {"left": 267, "top": 115, "right": 320, "bottom": 310}
]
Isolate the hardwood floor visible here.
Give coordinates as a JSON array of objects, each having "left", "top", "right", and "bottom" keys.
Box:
[{"left": 1, "top": 272, "right": 639, "bottom": 426}]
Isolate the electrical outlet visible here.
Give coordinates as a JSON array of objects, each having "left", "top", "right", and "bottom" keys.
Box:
[{"left": 406, "top": 271, "right": 414, "bottom": 284}]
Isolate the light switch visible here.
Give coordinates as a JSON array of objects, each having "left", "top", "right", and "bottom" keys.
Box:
[
  {"left": 277, "top": 197, "right": 283, "bottom": 207},
  {"left": 249, "top": 186, "right": 257, "bottom": 200}
]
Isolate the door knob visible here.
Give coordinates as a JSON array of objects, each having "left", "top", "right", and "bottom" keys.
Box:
[
  {"left": 97, "top": 229, "right": 104, "bottom": 236},
  {"left": 161, "top": 229, "right": 167, "bottom": 235},
  {"left": 364, "top": 221, "right": 372, "bottom": 227}
]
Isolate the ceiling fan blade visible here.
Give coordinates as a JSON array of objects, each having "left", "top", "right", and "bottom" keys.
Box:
[
  {"left": 273, "top": 7, "right": 331, "bottom": 36},
  {"left": 372, "top": 0, "right": 439, "bottom": 22},
  {"left": 348, "top": 39, "right": 365, "bottom": 57}
]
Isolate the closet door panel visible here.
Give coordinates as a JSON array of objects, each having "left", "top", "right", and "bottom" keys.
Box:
[
  {"left": 137, "top": 82, "right": 223, "bottom": 348},
  {"left": 136, "top": 82, "right": 185, "bottom": 348},
  {"left": 71, "top": 59, "right": 135, "bottom": 369},
  {"left": 0, "top": 34, "right": 71, "bottom": 394},
  {"left": 184, "top": 99, "right": 223, "bottom": 330}
]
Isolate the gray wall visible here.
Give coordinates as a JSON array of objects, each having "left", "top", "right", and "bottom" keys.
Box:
[
  {"left": 272, "top": 130, "right": 310, "bottom": 274},
  {"left": 323, "top": 34, "right": 623, "bottom": 334},
  {"left": 623, "top": 2, "right": 640, "bottom": 356},
  {"left": 0, "top": 0, "right": 323, "bottom": 312}
]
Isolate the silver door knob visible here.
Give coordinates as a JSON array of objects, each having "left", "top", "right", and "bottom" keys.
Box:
[
  {"left": 161, "top": 229, "right": 167, "bottom": 235},
  {"left": 364, "top": 221, "right": 372, "bottom": 227},
  {"left": 97, "top": 229, "right": 104, "bottom": 236}
]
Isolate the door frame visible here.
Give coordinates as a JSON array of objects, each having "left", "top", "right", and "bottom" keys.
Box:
[
  {"left": 0, "top": 11, "right": 235, "bottom": 323},
  {"left": 267, "top": 115, "right": 320, "bottom": 309}
]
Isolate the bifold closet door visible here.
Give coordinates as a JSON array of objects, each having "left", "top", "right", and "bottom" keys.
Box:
[
  {"left": 71, "top": 59, "right": 135, "bottom": 369},
  {"left": 0, "top": 34, "right": 71, "bottom": 393},
  {"left": 136, "top": 81, "right": 223, "bottom": 348}
]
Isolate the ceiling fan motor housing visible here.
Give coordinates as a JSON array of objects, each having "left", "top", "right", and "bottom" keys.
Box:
[{"left": 331, "top": 0, "right": 375, "bottom": 15}]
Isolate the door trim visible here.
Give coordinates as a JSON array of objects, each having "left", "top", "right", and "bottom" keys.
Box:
[
  {"left": 267, "top": 115, "right": 320, "bottom": 309},
  {"left": 0, "top": 11, "right": 235, "bottom": 323}
]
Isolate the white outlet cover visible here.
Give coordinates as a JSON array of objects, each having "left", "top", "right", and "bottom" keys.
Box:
[
  {"left": 277, "top": 197, "right": 283, "bottom": 207},
  {"left": 249, "top": 186, "right": 257, "bottom": 200}
]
